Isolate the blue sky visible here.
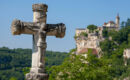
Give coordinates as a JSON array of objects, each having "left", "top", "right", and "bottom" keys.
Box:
[{"left": 0, "top": 0, "right": 130, "bottom": 52}]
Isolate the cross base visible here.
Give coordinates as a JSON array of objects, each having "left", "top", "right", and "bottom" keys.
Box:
[
  {"left": 26, "top": 72, "right": 49, "bottom": 80},
  {"left": 30, "top": 68, "right": 45, "bottom": 73}
]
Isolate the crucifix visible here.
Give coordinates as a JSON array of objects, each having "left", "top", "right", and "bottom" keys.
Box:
[{"left": 11, "top": 4, "right": 66, "bottom": 80}]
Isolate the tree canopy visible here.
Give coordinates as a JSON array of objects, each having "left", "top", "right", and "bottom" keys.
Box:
[
  {"left": 87, "top": 24, "right": 97, "bottom": 33},
  {"left": 0, "top": 47, "right": 68, "bottom": 80},
  {"left": 48, "top": 19, "right": 130, "bottom": 80},
  {"left": 1, "top": 18, "right": 130, "bottom": 80}
]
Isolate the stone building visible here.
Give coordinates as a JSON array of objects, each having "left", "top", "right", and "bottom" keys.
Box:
[
  {"left": 75, "top": 14, "right": 120, "bottom": 56},
  {"left": 103, "top": 14, "right": 120, "bottom": 31},
  {"left": 75, "top": 28, "right": 102, "bottom": 57}
]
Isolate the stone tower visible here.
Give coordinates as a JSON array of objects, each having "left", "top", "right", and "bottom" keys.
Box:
[{"left": 116, "top": 13, "right": 120, "bottom": 29}]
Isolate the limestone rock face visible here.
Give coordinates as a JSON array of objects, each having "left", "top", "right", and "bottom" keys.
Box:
[
  {"left": 75, "top": 28, "right": 103, "bottom": 57},
  {"left": 123, "top": 49, "right": 130, "bottom": 59},
  {"left": 75, "top": 14, "right": 120, "bottom": 56},
  {"left": 123, "top": 49, "right": 130, "bottom": 66}
]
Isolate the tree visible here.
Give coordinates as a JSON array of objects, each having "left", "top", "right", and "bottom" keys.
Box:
[
  {"left": 121, "top": 21, "right": 125, "bottom": 28},
  {"left": 87, "top": 24, "right": 97, "bottom": 33},
  {"left": 49, "top": 21, "right": 130, "bottom": 80},
  {"left": 49, "top": 49, "right": 111, "bottom": 80},
  {"left": 120, "top": 18, "right": 130, "bottom": 28},
  {"left": 80, "top": 32, "right": 88, "bottom": 37},
  {"left": 102, "top": 29, "right": 108, "bottom": 38},
  {"left": 10, "top": 77, "right": 17, "bottom": 80},
  {"left": 126, "top": 18, "right": 130, "bottom": 27},
  {"left": 0, "top": 47, "right": 68, "bottom": 80}
]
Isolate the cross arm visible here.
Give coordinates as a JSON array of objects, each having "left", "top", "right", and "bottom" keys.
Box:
[
  {"left": 11, "top": 19, "right": 66, "bottom": 38},
  {"left": 11, "top": 19, "right": 39, "bottom": 35},
  {"left": 46, "top": 23, "right": 66, "bottom": 38}
]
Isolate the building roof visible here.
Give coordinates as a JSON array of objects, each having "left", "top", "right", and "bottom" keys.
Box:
[
  {"left": 103, "top": 20, "right": 116, "bottom": 26},
  {"left": 78, "top": 48, "right": 88, "bottom": 54},
  {"left": 109, "top": 21, "right": 115, "bottom": 24},
  {"left": 104, "top": 22, "right": 107, "bottom": 25},
  {"left": 78, "top": 48, "right": 98, "bottom": 55},
  {"left": 104, "top": 21, "right": 115, "bottom": 25}
]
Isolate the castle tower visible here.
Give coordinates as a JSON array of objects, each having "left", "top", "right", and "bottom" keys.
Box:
[{"left": 116, "top": 13, "right": 120, "bottom": 29}]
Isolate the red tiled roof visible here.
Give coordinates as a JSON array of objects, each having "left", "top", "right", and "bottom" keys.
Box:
[
  {"left": 78, "top": 48, "right": 98, "bottom": 55},
  {"left": 109, "top": 21, "right": 115, "bottom": 24},
  {"left": 92, "top": 48, "right": 98, "bottom": 55},
  {"left": 79, "top": 48, "right": 88, "bottom": 54},
  {"left": 104, "top": 23, "right": 107, "bottom": 25}
]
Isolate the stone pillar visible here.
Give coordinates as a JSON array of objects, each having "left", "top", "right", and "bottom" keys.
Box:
[{"left": 26, "top": 4, "right": 49, "bottom": 80}]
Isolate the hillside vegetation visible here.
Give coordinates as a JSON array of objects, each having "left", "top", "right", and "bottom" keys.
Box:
[
  {"left": 49, "top": 19, "right": 130, "bottom": 80},
  {"left": 0, "top": 47, "right": 68, "bottom": 80},
  {"left": 0, "top": 18, "right": 130, "bottom": 80}
]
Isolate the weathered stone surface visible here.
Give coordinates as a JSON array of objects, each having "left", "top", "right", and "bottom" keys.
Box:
[
  {"left": 11, "top": 19, "right": 66, "bottom": 38},
  {"left": 75, "top": 14, "right": 120, "bottom": 55},
  {"left": 123, "top": 49, "right": 130, "bottom": 66},
  {"left": 75, "top": 28, "right": 102, "bottom": 56},
  {"left": 11, "top": 3, "right": 66, "bottom": 80},
  {"left": 26, "top": 72, "right": 49, "bottom": 80}
]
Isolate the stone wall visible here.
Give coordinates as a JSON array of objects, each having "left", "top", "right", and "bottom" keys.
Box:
[
  {"left": 123, "top": 49, "right": 130, "bottom": 59},
  {"left": 75, "top": 28, "right": 103, "bottom": 56},
  {"left": 123, "top": 49, "right": 130, "bottom": 66}
]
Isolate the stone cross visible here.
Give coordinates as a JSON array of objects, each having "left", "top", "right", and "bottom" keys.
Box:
[{"left": 11, "top": 4, "right": 66, "bottom": 80}]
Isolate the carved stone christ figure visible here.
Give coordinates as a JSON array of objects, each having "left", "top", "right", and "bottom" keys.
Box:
[{"left": 11, "top": 3, "right": 66, "bottom": 80}]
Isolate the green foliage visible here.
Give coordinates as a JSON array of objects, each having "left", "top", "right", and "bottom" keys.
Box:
[
  {"left": 102, "top": 29, "right": 118, "bottom": 38},
  {"left": 10, "top": 77, "right": 17, "bottom": 80},
  {"left": 22, "top": 67, "right": 30, "bottom": 75},
  {"left": 121, "top": 18, "right": 130, "bottom": 28},
  {"left": 49, "top": 46, "right": 129, "bottom": 80},
  {"left": 49, "top": 49, "right": 111, "bottom": 80},
  {"left": 80, "top": 32, "right": 88, "bottom": 37},
  {"left": 69, "top": 48, "right": 76, "bottom": 53},
  {"left": 49, "top": 18, "right": 130, "bottom": 80},
  {"left": 100, "top": 39, "right": 118, "bottom": 55},
  {"left": 74, "top": 32, "right": 88, "bottom": 39},
  {"left": 121, "top": 21, "right": 125, "bottom": 28},
  {"left": 87, "top": 24, "right": 97, "bottom": 33},
  {"left": 126, "top": 18, "right": 130, "bottom": 27},
  {"left": 102, "top": 29, "right": 108, "bottom": 38},
  {"left": 1, "top": 18, "right": 130, "bottom": 80},
  {"left": 0, "top": 47, "right": 68, "bottom": 80},
  {"left": 74, "top": 34, "right": 78, "bottom": 39},
  {"left": 100, "top": 24, "right": 130, "bottom": 79},
  {"left": 112, "top": 26, "right": 130, "bottom": 45}
]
